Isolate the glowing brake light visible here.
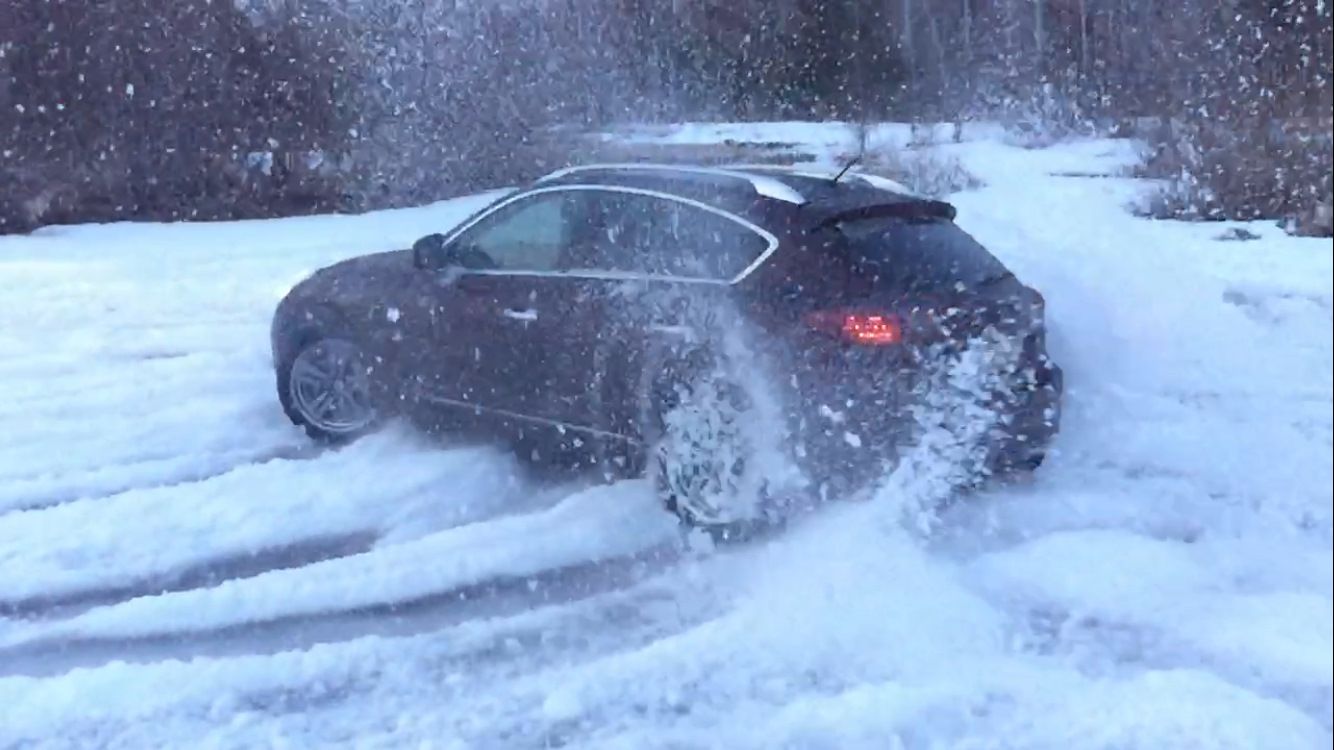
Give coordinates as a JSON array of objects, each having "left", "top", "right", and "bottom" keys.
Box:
[
  {"left": 804, "top": 310, "right": 903, "bottom": 346},
  {"left": 843, "top": 313, "right": 903, "bottom": 344}
]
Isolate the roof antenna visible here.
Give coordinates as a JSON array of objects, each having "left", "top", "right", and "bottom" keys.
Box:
[
  {"left": 831, "top": 153, "right": 862, "bottom": 184},
  {"left": 832, "top": 120, "right": 869, "bottom": 184}
]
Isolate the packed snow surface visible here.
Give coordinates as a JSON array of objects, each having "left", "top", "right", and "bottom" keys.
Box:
[{"left": 1, "top": 125, "right": 1330, "bottom": 749}]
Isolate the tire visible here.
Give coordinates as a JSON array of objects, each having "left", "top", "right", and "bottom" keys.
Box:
[
  {"left": 647, "top": 350, "right": 763, "bottom": 537},
  {"left": 277, "top": 337, "right": 381, "bottom": 443}
]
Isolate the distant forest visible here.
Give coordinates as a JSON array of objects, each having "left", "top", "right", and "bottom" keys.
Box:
[{"left": 2, "top": 0, "right": 1330, "bottom": 233}]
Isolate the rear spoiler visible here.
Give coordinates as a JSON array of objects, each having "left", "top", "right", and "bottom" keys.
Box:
[{"left": 806, "top": 198, "right": 957, "bottom": 229}]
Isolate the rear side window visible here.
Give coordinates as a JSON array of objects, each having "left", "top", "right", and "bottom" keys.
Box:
[
  {"left": 835, "top": 218, "right": 1011, "bottom": 292},
  {"left": 576, "top": 192, "right": 770, "bottom": 281}
]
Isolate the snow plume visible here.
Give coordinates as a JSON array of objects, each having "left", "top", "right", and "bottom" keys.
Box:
[
  {"left": 679, "top": 306, "right": 1036, "bottom": 536},
  {"left": 643, "top": 292, "right": 808, "bottom": 529},
  {"left": 718, "top": 316, "right": 812, "bottom": 522},
  {"left": 879, "top": 327, "right": 1029, "bottom": 534},
  {"left": 659, "top": 290, "right": 1039, "bottom": 534}
]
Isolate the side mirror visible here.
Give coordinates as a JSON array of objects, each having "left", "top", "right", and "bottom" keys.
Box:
[{"left": 411, "top": 233, "right": 450, "bottom": 270}]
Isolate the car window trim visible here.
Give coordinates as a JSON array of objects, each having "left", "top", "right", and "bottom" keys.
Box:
[{"left": 441, "top": 184, "right": 779, "bottom": 285}]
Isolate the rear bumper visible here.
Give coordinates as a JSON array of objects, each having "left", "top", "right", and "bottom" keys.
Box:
[
  {"left": 782, "top": 333, "right": 1063, "bottom": 485},
  {"left": 781, "top": 343, "right": 917, "bottom": 492},
  {"left": 996, "top": 357, "right": 1062, "bottom": 467}
]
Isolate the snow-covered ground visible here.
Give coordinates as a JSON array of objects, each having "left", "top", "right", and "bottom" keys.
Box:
[{"left": 1, "top": 125, "right": 1330, "bottom": 749}]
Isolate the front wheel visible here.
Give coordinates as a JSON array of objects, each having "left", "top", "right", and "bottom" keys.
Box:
[{"left": 279, "top": 337, "right": 381, "bottom": 442}]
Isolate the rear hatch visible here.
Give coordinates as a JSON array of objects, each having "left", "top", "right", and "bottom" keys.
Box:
[
  {"left": 827, "top": 210, "right": 1044, "bottom": 344},
  {"left": 827, "top": 210, "right": 1061, "bottom": 413}
]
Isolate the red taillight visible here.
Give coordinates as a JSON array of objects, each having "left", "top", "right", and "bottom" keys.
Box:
[
  {"left": 804, "top": 310, "right": 903, "bottom": 346},
  {"left": 844, "top": 313, "right": 903, "bottom": 345}
]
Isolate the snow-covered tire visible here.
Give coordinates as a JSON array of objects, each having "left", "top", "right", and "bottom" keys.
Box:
[
  {"left": 278, "top": 337, "right": 381, "bottom": 443},
  {"left": 648, "top": 352, "right": 760, "bottom": 535}
]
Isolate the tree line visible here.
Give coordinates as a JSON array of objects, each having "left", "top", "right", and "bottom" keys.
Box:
[{"left": 2, "top": 0, "right": 1329, "bottom": 233}]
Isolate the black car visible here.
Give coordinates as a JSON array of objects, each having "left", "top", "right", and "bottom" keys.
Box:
[{"left": 271, "top": 163, "right": 1062, "bottom": 529}]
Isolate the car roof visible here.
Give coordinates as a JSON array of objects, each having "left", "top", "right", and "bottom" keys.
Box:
[
  {"left": 529, "top": 162, "right": 951, "bottom": 232},
  {"left": 539, "top": 163, "right": 807, "bottom": 203},
  {"left": 533, "top": 165, "right": 778, "bottom": 221}
]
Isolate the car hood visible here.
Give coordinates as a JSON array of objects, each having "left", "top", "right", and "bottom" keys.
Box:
[{"left": 289, "top": 249, "right": 416, "bottom": 302}]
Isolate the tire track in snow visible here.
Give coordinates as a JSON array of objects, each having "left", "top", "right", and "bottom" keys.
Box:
[
  {"left": 0, "top": 569, "right": 728, "bottom": 748},
  {"left": 2, "top": 347, "right": 290, "bottom": 511},
  {"left": 968, "top": 528, "right": 1334, "bottom": 730},
  {"left": 0, "top": 481, "right": 678, "bottom": 663},
  {"left": 1, "top": 398, "right": 290, "bottom": 477},
  {"left": 0, "top": 387, "right": 306, "bottom": 516},
  {"left": 0, "top": 432, "right": 526, "bottom": 609},
  {"left": 0, "top": 529, "right": 376, "bottom": 623},
  {"left": 0, "top": 442, "right": 318, "bottom": 517},
  {"left": 0, "top": 537, "right": 684, "bottom": 679},
  {"left": 0, "top": 346, "right": 247, "bottom": 403}
]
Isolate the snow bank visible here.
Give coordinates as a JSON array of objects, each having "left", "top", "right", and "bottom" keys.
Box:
[{"left": 605, "top": 120, "right": 1007, "bottom": 152}]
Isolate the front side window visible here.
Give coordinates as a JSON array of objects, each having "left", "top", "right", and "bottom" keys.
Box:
[
  {"left": 571, "top": 191, "right": 770, "bottom": 280},
  {"left": 451, "top": 192, "right": 573, "bottom": 271}
]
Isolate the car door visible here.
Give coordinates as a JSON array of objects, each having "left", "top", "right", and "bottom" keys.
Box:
[
  {"left": 423, "top": 189, "right": 578, "bottom": 425},
  {"left": 544, "top": 188, "right": 777, "bottom": 441},
  {"left": 518, "top": 188, "right": 654, "bottom": 435}
]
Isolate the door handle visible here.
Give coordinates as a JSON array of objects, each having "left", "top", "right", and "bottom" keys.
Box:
[{"left": 501, "top": 307, "right": 538, "bottom": 322}]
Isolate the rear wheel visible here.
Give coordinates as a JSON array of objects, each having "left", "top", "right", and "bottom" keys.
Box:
[
  {"left": 279, "top": 337, "right": 380, "bottom": 442},
  {"left": 647, "top": 350, "right": 766, "bottom": 538}
]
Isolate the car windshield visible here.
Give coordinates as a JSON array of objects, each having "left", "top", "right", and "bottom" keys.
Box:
[{"left": 835, "top": 217, "right": 1013, "bottom": 292}]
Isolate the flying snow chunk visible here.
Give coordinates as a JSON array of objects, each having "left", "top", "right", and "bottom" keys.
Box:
[
  {"left": 542, "top": 688, "right": 584, "bottom": 721},
  {"left": 386, "top": 307, "right": 402, "bottom": 323},
  {"left": 819, "top": 404, "right": 847, "bottom": 424}
]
